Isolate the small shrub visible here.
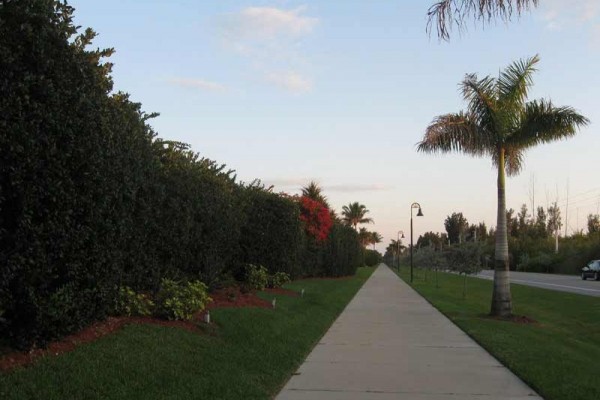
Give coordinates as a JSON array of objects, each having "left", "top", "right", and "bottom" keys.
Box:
[
  {"left": 112, "top": 286, "right": 154, "bottom": 317},
  {"left": 246, "top": 264, "right": 269, "bottom": 290},
  {"left": 269, "top": 272, "right": 291, "bottom": 288},
  {"left": 154, "top": 279, "right": 211, "bottom": 321}
]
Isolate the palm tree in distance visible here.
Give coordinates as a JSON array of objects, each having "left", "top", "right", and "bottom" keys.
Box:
[
  {"left": 341, "top": 202, "right": 373, "bottom": 231},
  {"left": 301, "top": 181, "right": 329, "bottom": 208},
  {"left": 417, "top": 55, "right": 589, "bottom": 317},
  {"left": 358, "top": 228, "right": 372, "bottom": 248},
  {"left": 370, "top": 231, "right": 383, "bottom": 250}
]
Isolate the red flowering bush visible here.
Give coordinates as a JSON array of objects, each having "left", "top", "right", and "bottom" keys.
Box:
[{"left": 299, "top": 196, "right": 333, "bottom": 242}]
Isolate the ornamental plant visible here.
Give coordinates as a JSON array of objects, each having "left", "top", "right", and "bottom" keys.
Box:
[
  {"left": 112, "top": 286, "right": 154, "bottom": 317},
  {"left": 246, "top": 264, "right": 269, "bottom": 290},
  {"left": 268, "top": 272, "right": 291, "bottom": 288},
  {"left": 154, "top": 279, "right": 212, "bottom": 321},
  {"left": 299, "top": 196, "right": 333, "bottom": 242}
]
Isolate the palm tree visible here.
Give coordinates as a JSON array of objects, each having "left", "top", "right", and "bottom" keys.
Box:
[
  {"left": 428, "top": 0, "right": 539, "bottom": 40},
  {"left": 358, "top": 228, "right": 372, "bottom": 248},
  {"left": 370, "top": 231, "right": 383, "bottom": 250},
  {"left": 341, "top": 202, "right": 373, "bottom": 231},
  {"left": 301, "top": 181, "right": 329, "bottom": 207},
  {"left": 417, "top": 55, "right": 588, "bottom": 317}
]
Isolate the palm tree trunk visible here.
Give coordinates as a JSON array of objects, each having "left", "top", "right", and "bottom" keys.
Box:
[{"left": 491, "top": 147, "right": 512, "bottom": 316}]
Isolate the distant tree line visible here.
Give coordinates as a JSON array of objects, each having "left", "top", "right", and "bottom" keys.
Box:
[{"left": 384, "top": 205, "right": 600, "bottom": 275}]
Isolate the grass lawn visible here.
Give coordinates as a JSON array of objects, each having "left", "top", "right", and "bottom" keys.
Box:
[
  {"left": 393, "top": 265, "right": 600, "bottom": 400},
  {"left": 0, "top": 267, "right": 375, "bottom": 400}
]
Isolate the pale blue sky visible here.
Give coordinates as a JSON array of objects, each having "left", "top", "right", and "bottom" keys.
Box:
[{"left": 71, "top": 0, "right": 599, "bottom": 250}]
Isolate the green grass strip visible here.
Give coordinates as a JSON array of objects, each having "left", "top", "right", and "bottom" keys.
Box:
[
  {"left": 0, "top": 267, "right": 375, "bottom": 400},
  {"left": 393, "top": 265, "right": 600, "bottom": 400}
]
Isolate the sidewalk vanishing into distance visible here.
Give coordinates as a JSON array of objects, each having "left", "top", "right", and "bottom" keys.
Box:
[{"left": 276, "top": 264, "right": 541, "bottom": 400}]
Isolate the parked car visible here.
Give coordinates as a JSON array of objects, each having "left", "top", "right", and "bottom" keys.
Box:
[{"left": 581, "top": 260, "right": 600, "bottom": 280}]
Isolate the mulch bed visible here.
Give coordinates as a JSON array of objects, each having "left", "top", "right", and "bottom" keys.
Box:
[
  {"left": 264, "top": 287, "right": 300, "bottom": 297},
  {"left": 0, "top": 285, "right": 300, "bottom": 372},
  {"left": 480, "top": 314, "right": 538, "bottom": 325}
]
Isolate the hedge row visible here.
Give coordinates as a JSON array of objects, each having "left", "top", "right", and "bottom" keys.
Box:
[{"left": 0, "top": 1, "right": 363, "bottom": 349}]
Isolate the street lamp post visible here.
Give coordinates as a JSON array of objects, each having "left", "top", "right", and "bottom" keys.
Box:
[
  {"left": 397, "top": 230, "right": 405, "bottom": 271},
  {"left": 410, "top": 202, "right": 424, "bottom": 283}
]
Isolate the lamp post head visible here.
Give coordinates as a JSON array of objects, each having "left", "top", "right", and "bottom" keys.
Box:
[{"left": 411, "top": 202, "right": 424, "bottom": 217}]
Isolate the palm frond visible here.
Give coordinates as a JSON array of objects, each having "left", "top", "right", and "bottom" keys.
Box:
[
  {"left": 507, "top": 99, "right": 590, "bottom": 149},
  {"left": 498, "top": 55, "right": 539, "bottom": 110},
  {"left": 461, "top": 74, "right": 497, "bottom": 131},
  {"left": 492, "top": 146, "right": 524, "bottom": 177},
  {"left": 417, "top": 112, "right": 493, "bottom": 156},
  {"left": 427, "top": 0, "right": 539, "bottom": 41}
]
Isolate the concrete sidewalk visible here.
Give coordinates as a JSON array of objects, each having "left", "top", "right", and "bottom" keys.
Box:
[{"left": 276, "top": 264, "right": 541, "bottom": 400}]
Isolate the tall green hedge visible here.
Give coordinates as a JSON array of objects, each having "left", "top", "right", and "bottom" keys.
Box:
[
  {"left": 238, "top": 186, "right": 303, "bottom": 277},
  {"left": 0, "top": 1, "right": 364, "bottom": 349}
]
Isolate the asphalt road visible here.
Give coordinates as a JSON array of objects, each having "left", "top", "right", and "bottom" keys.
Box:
[{"left": 476, "top": 270, "right": 600, "bottom": 297}]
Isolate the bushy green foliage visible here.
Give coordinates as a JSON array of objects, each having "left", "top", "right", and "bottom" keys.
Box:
[
  {"left": 0, "top": 1, "right": 364, "bottom": 349},
  {"left": 0, "top": 1, "right": 156, "bottom": 349},
  {"left": 154, "top": 279, "right": 211, "bottom": 321},
  {"left": 268, "top": 272, "right": 291, "bottom": 288},
  {"left": 319, "top": 223, "right": 364, "bottom": 277},
  {"left": 246, "top": 265, "right": 269, "bottom": 290},
  {"left": 148, "top": 142, "right": 242, "bottom": 287},
  {"left": 112, "top": 287, "right": 154, "bottom": 317},
  {"left": 364, "top": 249, "right": 382, "bottom": 267},
  {"left": 238, "top": 186, "right": 303, "bottom": 277},
  {"left": 446, "top": 243, "right": 483, "bottom": 275}
]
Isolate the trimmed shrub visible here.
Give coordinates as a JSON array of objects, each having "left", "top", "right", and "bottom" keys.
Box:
[
  {"left": 269, "top": 272, "right": 291, "bottom": 288},
  {"left": 364, "top": 249, "right": 383, "bottom": 267},
  {"left": 154, "top": 279, "right": 211, "bottom": 321},
  {"left": 238, "top": 186, "right": 303, "bottom": 277},
  {"left": 0, "top": 1, "right": 157, "bottom": 349},
  {"left": 320, "top": 223, "right": 364, "bottom": 277},
  {"left": 112, "top": 287, "right": 154, "bottom": 317},
  {"left": 246, "top": 264, "right": 269, "bottom": 290}
]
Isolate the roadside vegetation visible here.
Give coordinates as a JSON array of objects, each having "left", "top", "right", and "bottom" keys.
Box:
[
  {"left": 0, "top": 268, "right": 374, "bottom": 400},
  {"left": 385, "top": 210, "right": 600, "bottom": 276},
  {"left": 393, "top": 266, "right": 600, "bottom": 400},
  {"left": 0, "top": 1, "right": 373, "bottom": 354}
]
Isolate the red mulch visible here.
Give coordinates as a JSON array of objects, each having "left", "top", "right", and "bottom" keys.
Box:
[
  {"left": 264, "top": 287, "right": 300, "bottom": 297},
  {"left": 0, "top": 285, "right": 298, "bottom": 372}
]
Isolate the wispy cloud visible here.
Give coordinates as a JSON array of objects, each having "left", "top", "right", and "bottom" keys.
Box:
[
  {"left": 541, "top": 0, "right": 600, "bottom": 34},
  {"left": 225, "top": 6, "right": 317, "bottom": 40},
  {"left": 265, "top": 71, "right": 313, "bottom": 93},
  {"left": 263, "top": 179, "right": 390, "bottom": 193},
  {"left": 218, "top": 6, "right": 318, "bottom": 93},
  {"left": 168, "top": 78, "right": 226, "bottom": 92},
  {"left": 325, "top": 184, "right": 390, "bottom": 193}
]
